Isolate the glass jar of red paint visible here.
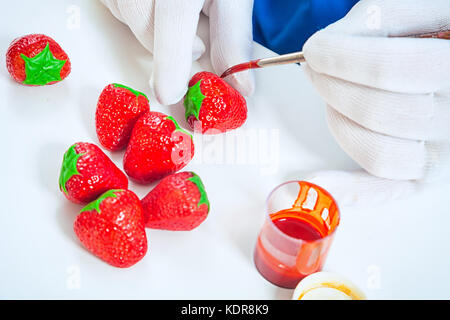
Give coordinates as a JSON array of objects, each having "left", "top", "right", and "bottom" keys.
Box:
[{"left": 254, "top": 181, "right": 340, "bottom": 289}]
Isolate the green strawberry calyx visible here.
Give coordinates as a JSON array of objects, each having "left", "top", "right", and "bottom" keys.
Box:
[
  {"left": 21, "top": 42, "right": 67, "bottom": 86},
  {"left": 188, "top": 172, "right": 210, "bottom": 210},
  {"left": 166, "top": 116, "right": 193, "bottom": 140},
  {"left": 113, "top": 83, "right": 149, "bottom": 101},
  {"left": 59, "top": 144, "right": 84, "bottom": 194},
  {"left": 80, "top": 189, "right": 123, "bottom": 214},
  {"left": 184, "top": 80, "right": 205, "bottom": 121}
]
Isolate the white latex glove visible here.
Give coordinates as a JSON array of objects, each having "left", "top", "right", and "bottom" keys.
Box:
[
  {"left": 100, "top": 0, "right": 255, "bottom": 105},
  {"left": 302, "top": 0, "right": 450, "bottom": 206}
]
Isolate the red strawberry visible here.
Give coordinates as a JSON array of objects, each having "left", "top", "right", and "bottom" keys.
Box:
[
  {"left": 59, "top": 142, "right": 128, "bottom": 204},
  {"left": 6, "top": 34, "right": 71, "bottom": 86},
  {"left": 96, "top": 83, "right": 150, "bottom": 151},
  {"left": 123, "top": 112, "right": 194, "bottom": 184},
  {"left": 141, "top": 171, "right": 210, "bottom": 230},
  {"left": 183, "top": 71, "right": 247, "bottom": 134},
  {"left": 74, "top": 189, "right": 147, "bottom": 268}
]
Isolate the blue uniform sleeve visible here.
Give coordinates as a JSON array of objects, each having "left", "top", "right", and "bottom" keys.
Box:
[{"left": 253, "top": 0, "right": 359, "bottom": 54}]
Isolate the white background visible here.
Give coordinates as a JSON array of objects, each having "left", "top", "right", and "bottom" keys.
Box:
[{"left": 1, "top": 0, "right": 449, "bottom": 299}]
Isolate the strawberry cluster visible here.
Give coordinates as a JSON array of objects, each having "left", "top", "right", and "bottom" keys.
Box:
[
  {"left": 57, "top": 83, "right": 210, "bottom": 268},
  {"left": 7, "top": 34, "right": 247, "bottom": 268}
]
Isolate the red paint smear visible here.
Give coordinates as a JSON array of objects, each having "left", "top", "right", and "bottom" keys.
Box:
[{"left": 220, "top": 60, "right": 261, "bottom": 78}]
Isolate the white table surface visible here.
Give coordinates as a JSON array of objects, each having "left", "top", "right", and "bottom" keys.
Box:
[{"left": 1, "top": 0, "right": 449, "bottom": 300}]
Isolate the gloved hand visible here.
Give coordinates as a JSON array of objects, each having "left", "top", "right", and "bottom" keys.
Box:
[
  {"left": 100, "top": 0, "right": 254, "bottom": 105},
  {"left": 302, "top": 0, "right": 450, "bottom": 205}
]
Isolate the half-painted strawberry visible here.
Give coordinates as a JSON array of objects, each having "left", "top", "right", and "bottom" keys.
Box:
[
  {"left": 96, "top": 83, "right": 150, "bottom": 151},
  {"left": 59, "top": 142, "right": 128, "bottom": 204},
  {"left": 123, "top": 112, "right": 194, "bottom": 184},
  {"left": 74, "top": 189, "right": 147, "bottom": 268},
  {"left": 6, "top": 34, "right": 71, "bottom": 86},
  {"left": 141, "top": 171, "right": 210, "bottom": 230},
  {"left": 183, "top": 71, "right": 247, "bottom": 134}
]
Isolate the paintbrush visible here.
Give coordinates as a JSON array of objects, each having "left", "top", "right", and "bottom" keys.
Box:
[{"left": 221, "top": 30, "right": 450, "bottom": 79}]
